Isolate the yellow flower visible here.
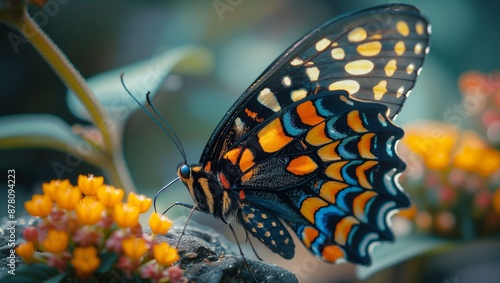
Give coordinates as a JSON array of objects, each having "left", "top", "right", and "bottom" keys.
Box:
[
  {"left": 77, "top": 174, "right": 104, "bottom": 196},
  {"left": 114, "top": 203, "right": 139, "bottom": 228},
  {"left": 54, "top": 186, "right": 82, "bottom": 210},
  {"left": 122, "top": 237, "right": 147, "bottom": 260},
  {"left": 42, "top": 179, "right": 72, "bottom": 202},
  {"left": 42, "top": 230, "right": 68, "bottom": 254},
  {"left": 71, "top": 246, "right": 100, "bottom": 277},
  {"left": 97, "top": 185, "right": 124, "bottom": 208},
  {"left": 153, "top": 242, "right": 179, "bottom": 266},
  {"left": 16, "top": 242, "right": 35, "bottom": 260},
  {"left": 149, "top": 212, "right": 173, "bottom": 235},
  {"left": 75, "top": 197, "right": 104, "bottom": 225},
  {"left": 25, "top": 194, "right": 53, "bottom": 217},
  {"left": 402, "top": 122, "right": 500, "bottom": 176},
  {"left": 127, "top": 192, "right": 152, "bottom": 213}
]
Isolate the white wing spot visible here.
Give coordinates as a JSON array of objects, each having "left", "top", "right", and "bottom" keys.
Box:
[
  {"left": 306, "top": 66, "right": 320, "bottom": 82},
  {"left": 315, "top": 38, "right": 331, "bottom": 51},
  {"left": 258, "top": 88, "right": 281, "bottom": 112}
]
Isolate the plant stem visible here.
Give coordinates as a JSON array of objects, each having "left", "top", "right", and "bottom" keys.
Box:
[{"left": 5, "top": 8, "right": 135, "bottom": 191}]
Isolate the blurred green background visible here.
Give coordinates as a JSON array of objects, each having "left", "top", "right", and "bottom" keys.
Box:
[{"left": 1, "top": 1, "right": 500, "bottom": 282}]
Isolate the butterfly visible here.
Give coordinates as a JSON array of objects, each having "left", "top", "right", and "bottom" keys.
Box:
[{"left": 173, "top": 4, "right": 430, "bottom": 266}]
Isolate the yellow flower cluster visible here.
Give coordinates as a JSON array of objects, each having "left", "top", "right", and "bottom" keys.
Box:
[{"left": 17, "top": 175, "right": 180, "bottom": 282}]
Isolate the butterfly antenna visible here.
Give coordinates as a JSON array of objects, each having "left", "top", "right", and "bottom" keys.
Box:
[
  {"left": 153, "top": 176, "right": 180, "bottom": 213},
  {"left": 145, "top": 91, "right": 187, "bottom": 162},
  {"left": 120, "top": 73, "right": 187, "bottom": 163}
]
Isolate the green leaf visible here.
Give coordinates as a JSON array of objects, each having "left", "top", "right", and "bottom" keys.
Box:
[
  {"left": 0, "top": 264, "right": 60, "bottom": 283},
  {"left": 0, "top": 114, "right": 107, "bottom": 167},
  {"left": 96, "top": 252, "right": 119, "bottom": 273},
  {"left": 356, "top": 235, "right": 454, "bottom": 280},
  {"left": 67, "top": 45, "right": 214, "bottom": 126}
]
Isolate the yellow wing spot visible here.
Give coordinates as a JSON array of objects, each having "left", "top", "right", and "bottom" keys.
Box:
[
  {"left": 224, "top": 148, "right": 241, "bottom": 165},
  {"left": 406, "top": 63, "right": 415, "bottom": 75},
  {"left": 300, "top": 197, "right": 328, "bottom": 224},
  {"left": 347, "top": 27, "right": 367, "bottom": 42},
  {"left": 317, "top": 141, "right": 341, "bottom": 162},
  {"left": 414, "top": 42, "right": 423, "bottom": 55},
  {"left": 353, "top": 191, "right": 377, "bottom": 220},
  {"left": 257, "top": 222, "right": 264, "bottom": 228},
  {"left": 373, "top": 80, "right": 388, "bottom": 100},
  {"left": 284, "top": 238, "right": 290, "bottom": 244},
  {"left": 305, "top": 61, "right": 315, "bottom": 66},
  {"left": 334, "top": 216, "right": 359, "bottom": 246},
  {"left": 287, "top": 155, "right": 318, "bottom": 176},
  {"left": 396, "top": 20, "right": 410, "bottom": 36},
  {"left": 356, "top": 160, "right": 378, "bottom": 189},
  {"left": 369, "top": 34, "right": 382, "bottom": 40},
  {"left": 416, "top": 21, "right": 425, "bottom": 35},
  {"left": 358, "top": 133, "right": 376, "bottom": 159},
  {"left": 282, "top": 76, "right": 292, "bottom": 87},
  {"left": 325, "top": 161, "right": 349, "bottom": 181},
  {"left": 394, "top": 41, "right": 406, "bottom": 56},
  {"left": 396, "top": 86, "right": 405, "bottom": 98},
  {"left": 290, "top": 57, "right": 304, "bottom": 66},
  {"left": 271, "top": 221, "right": 277, "bottom": 227},
  {"left": 319, "top": 180, "right": 349, "bottom": 203},
  {"left": 239, "top": 148, "right": 254, "bottom": 172},
  {"left": 322, "top": 245, "right": 345, "bottom": 263},
  {"left": 252, "top": 228, "right": 257, "bottom": 233},
  {"left": 331, "top": 42, "right": 339, "bottom": 47},
  {"left": 315, "top": 38, "right": 331, "bottom": 51},
  {"left": 258, "top": 88, "right": 281, "bottom": 112},
  {"left": 247, "top": 213, "right": 254, "bottom": 218},
  {"left": 328, "top": 80, "right": 360, "bottom": 94},
  {"left": 356, "top": 41, "right": 382, "bottom": 57},
  {"left": 258, "top": 118, "right": 293, "bottom": 153},
  {"left": 301, "top": 226, "right": 319, "bottom": 248},
  {"left": 279, "top": 230, "right": 285, "bottom": 236},
  {"left": 347, "top": 110, "right": 368, "bottom": 133},
  {"left": 306, "top": 66, "right": 320, "bottom": 82},
  {"left": 264, "top": 231, "right": 271, "bottom": 237},
  {"left": 261, "top": 213, "right": 267, "bottom": 219},
  {"left": 297, "top": 100, "right": 323, "bottom": 126},
  {"left": 291, "top": 88, "right": 307, "bottom": 102},
  {"left": 384, "top": 59, "right": 397, "bottom": 77},
  {"left": 344, "top": 59, "right": 374, "bottom": 75},
  {"left": 331, "top": 47, "right": 345, "bottom": 60},
  {"left": 305, "top": 122, "right": 331, "bottom": 146}
]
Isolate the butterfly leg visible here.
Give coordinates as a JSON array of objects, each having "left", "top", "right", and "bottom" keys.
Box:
[
  {"left": 245, "top": 230, "right": 264, "bottom": 261},
  {"left": 161, "top": 202, "right": 200, "bottom": 248},
  {"left": 222, "top": 218, "right": 259, "bottom": 283}
]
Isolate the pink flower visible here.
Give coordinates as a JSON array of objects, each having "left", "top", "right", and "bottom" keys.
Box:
[{"left": 73, "top": 226, "right": 103, "bottom": 247}]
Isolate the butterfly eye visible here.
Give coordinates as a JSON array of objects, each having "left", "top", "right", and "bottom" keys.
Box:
[{"left": 179, "top": 164, "right": 191, "bottom": 179}]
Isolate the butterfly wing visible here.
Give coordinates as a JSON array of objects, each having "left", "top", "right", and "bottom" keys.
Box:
[
  {"left": 200, "top": 4, "right": 430, "bottom": 265},
  {"left": 201, "top": 4, "right": 430, "bottom": 166}
]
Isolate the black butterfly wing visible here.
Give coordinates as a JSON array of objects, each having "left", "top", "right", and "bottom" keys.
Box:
[
  {"left": 199, "top": 4, "right": 430, "bottom": 265},
  {"left": 201, "top": 4, "right": 430, "bottom": 166}
]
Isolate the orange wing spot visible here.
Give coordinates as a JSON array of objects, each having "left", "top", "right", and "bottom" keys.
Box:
[
  {"left": 347, "top": 110, "right": 368, "bottom": 133},
  {"left": 244, "top": 108, "right": 264, "bottom": 123},
  {"left": 317, "top": 141, "right": 341, "bottom": 162},
  {"left": 325, "top": 161, "right": 349, "bottom": 181},
  {"left": 297, "top": 101, "right": 324, "bottom": 126},
  {"left": 358, "top": 133, "right": 376, "bottom": 159},
  {"left": 306, "top": 122, "right": 331, "bottom": 146},
  {"left": 319, "top": 181, "right": 349, "bottom": 203},
  {"left": 356, "top": 161, "right": 378, "bottom": 189},
  {"left": 322, "top": 245, "right": 345, "bottom": 263},
  {"left": 257, "top": 118, "right": 293, "bottom": 153},
  {"left": 300, "top": 197, "right": 328, "bottom": 224},
  {"left": 287, "top": 156, "right": 318, "bottom": 175},
  {"left": 334, "top": 216, "right": 359, "bottom": 246},
  {"left": 239, "top": 148, "right": 255, "bottom": 172},
  {"left": 239, "top": 190, "right": 246, "bottom": 200},
  {"left": 224, "top": 148, "right": 241, "bottom": 165},
  {"left": 301, "top": 226, "right": 319, "bottom": 248},
  {"left": 240, "top": 169, "right": 255, "bottom": 183},
  {"left": 218, "top": 172, "right": 231, "bottom": 189},
  {"left": 353, "top": 191, "right": 377, "bottom": 220},
  {"left": 204, "top": 161, "right": 212, "bottom": 172}
]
